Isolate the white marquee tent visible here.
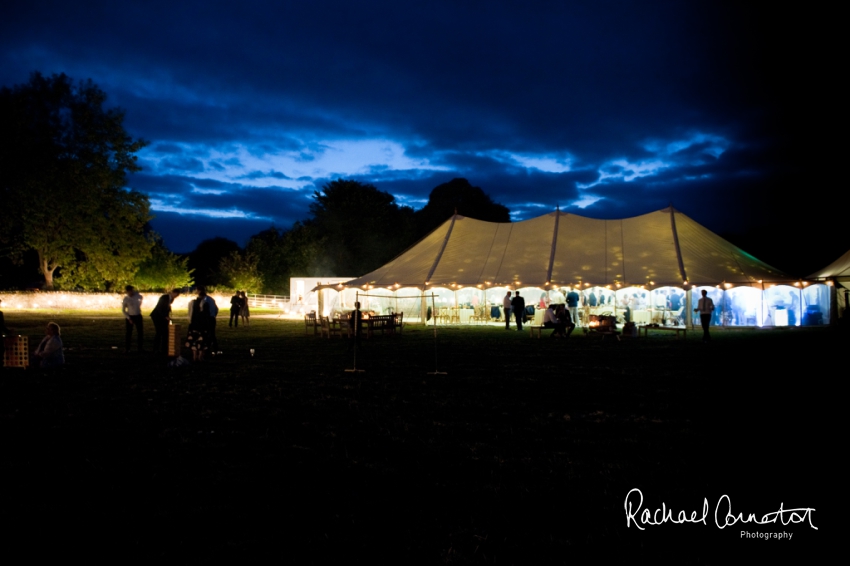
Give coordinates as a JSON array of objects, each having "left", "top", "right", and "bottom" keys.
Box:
[
  {"left": 336, "top": 207, "right": 788, "bottom": 289},
  {"left": 312, "top": 208, "right": 839, "bottom": 328}
]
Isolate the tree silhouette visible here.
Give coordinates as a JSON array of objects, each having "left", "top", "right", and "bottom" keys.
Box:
[
  {"left": 246, "top": 224, "right": 328, "bottom": 294},
  {"left": 188, "top": 237, "right": 241, "bottom": 288},
  {"left": 0, "top": 72, "right": 151, "bottom": 289},
  {"left": 414, "top": 178, "right": 510, "bottom": 238},
  {"left": 310, "top": 180, "right": 415, "bottom": 275}
]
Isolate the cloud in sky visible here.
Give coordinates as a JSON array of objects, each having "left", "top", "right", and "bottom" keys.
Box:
[{"left": 2, "top": 1, "right": 842, "bottom": 271}]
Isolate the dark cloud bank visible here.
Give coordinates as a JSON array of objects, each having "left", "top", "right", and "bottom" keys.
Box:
[{"left": 2, "top": 1, "right": 842, "bottom": 275}]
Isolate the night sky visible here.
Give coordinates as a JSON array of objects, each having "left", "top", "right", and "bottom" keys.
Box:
[{"left": 2, "top": 1, "right": 842, "bottom": 275}]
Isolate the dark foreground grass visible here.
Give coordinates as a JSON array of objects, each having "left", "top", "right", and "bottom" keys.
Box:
[{"left": 1, "top": 314, "right": 837, "bottom": 563}]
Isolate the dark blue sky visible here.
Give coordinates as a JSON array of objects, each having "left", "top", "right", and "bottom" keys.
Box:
[{"left": 2, "top": 1, "right": 841, "bottom": 274}]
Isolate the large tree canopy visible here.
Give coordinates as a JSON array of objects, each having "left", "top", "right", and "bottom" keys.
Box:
[
  {"left": 133, "top": 236, "right": 194, "bottom": 292},
  {"left": 218, "top": 250, "right": 263, "bottom": 293},
  {"left": 188, "top": 237, "right": 241, "bottom": 289},
  {"left": 241, "top": 179, "right": 512, "bottom": 291},
  {"left": 414, "top": 178, "right": 511, "bottom": 238},
  {"left": 246, "top": 225, "right": 328, "bottom": 294},
  {"left": 0, "top": 72, "right": 151, "bottom": 289},
  {"left": 309, "top": 180, "right": 416, "bottom": 276}
]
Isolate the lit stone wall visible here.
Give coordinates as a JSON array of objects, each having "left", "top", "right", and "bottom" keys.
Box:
[{"left": 0, "top": 291, "right": 229, "bottom": 316}]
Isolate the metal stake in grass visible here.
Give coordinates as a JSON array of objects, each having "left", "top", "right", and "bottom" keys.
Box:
[{"left": 427, "top": 292, "right": 447, "bottom": 375}]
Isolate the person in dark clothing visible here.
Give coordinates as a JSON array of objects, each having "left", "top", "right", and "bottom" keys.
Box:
[
  {"left": 543, "top": 304, "right": 566, "bottom": 338},
  {"left": 511, "top": 291, "right": 526, "bottom": 331},
  {"left": 0, "top": 298, "right": 9, "bottom": 373},
  {"left": 694, "top": 289, "right": 715, "bottom": 342},
  {"left": 348, "top": 302, "right": 364, "bottom": 349},
  {"left": 186, "top": 293, "right": 209, "bottom": 361},
  {"left": 229, "top": 291, "right": 243, "bottom": 327},
  {"left": 204, "top": 292, "right": 219, "bottom": 350},
  {"left": 556, "top": 304, "right": 576, "bottom": 338},
  {"left": 669, "top": 291, "right": 682, "bottom": 310},
  {"left": 240, "top": 291, "right": 251, "bottom": 326},
  {"left": 33, "top": 321, "right": 64, "bottom": 369},
  {"left": 150, "top": 290, "right": 181, "bottom": 354}
]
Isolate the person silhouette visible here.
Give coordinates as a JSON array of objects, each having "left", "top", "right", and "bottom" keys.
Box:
[{"left": 694, "top": 289, "right": 715, "bottom": 342}]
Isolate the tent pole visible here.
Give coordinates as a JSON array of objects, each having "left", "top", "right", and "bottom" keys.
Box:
[
  {"left": 614, "top": 288, "right": 619, "bottom": 326},
  {"left": 620, "top": 219, "right": 627, "bottom": 284},
  {"left": 669, "top": 207, "right": 688, "bottom": 285},
  {"left": 546, "top": 209, "right": 560, "bottom": 284},
  {"left": 424, "top": 215, "right": 458, "bottom": 286},
  {"left": 345, "top": 290, "right": 364, "bottom": 373},
  {"left": 428, "top": 292, "right": 446, "bottom": 375},
  {"left": 420, "top": 288, "right": 426, "bottom": 323},
  {"left": 317, "top": 285, "right": 324, "bottom": 317}
]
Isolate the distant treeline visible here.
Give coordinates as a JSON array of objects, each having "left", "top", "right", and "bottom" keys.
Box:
[
  {"left": 0, "top": 72, "right": 502, "bottom": 294},
  {"left": 187, "top": 178, "right": 510, "bottom": 295}
]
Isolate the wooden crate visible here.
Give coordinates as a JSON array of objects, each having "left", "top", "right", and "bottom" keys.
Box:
[
  {"left": 3, "top": 335, "right": 29, "bottom": 368},
  {"left": 168, "top": 324, "right": 181, "bottom": 357}
]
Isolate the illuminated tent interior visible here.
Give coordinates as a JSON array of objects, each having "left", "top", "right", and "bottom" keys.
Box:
[{"left": 339, "top": 207, "right": 787, "bottom": 289}]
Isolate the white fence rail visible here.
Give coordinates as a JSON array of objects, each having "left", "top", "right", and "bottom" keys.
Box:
[{"left": 247, "top": 293, "right": 290, "bottom": 311}]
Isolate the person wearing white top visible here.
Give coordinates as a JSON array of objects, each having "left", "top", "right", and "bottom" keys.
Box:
[
  {"left": 502, "top": 291, "right": 512, "bottom": 330},
  {"left": 122, "top": 285, "right": 144, "bottom": 353},
  {"left": 694, "top": 289, "right": 715, "bottom": 343}
]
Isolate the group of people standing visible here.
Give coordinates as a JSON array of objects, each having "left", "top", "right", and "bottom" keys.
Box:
[
  {"left": 500, "top": 290, "right": 575, "bottom": 338},
  {"left": 503, "top": 290, "right": 526, "bottom": 330},
  {"left": 229, "top": 291, "right": 251, "bottom": 327},
  {"left": 4, "top": 288, "right": 214, "bottom": 370},
  {"left": 185, "top": 288, "right": 250, "bottom": 361},
  {"left": 122, "top": 285, "right": 187, "bottom": 355},
  {"left": 119, "top": 285, "right": 251, "bottom": 361},
  {"left": 186, "top": 288, "right": 219, "bottom": 361}
]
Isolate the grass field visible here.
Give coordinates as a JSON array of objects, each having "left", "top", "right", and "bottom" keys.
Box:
[{"left": 1, "top": 313, "right": 834, "bottom": 562}]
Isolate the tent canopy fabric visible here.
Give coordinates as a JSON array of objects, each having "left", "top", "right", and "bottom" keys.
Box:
[
  {"left": 808, "top": 249, "right": 850, "bottom": 281},
  {"left": 336, "top": 207, "right": 788, "bottom": 289},
  {"left": 809, "top": 250, "right": 850, "bottom": 303}
]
